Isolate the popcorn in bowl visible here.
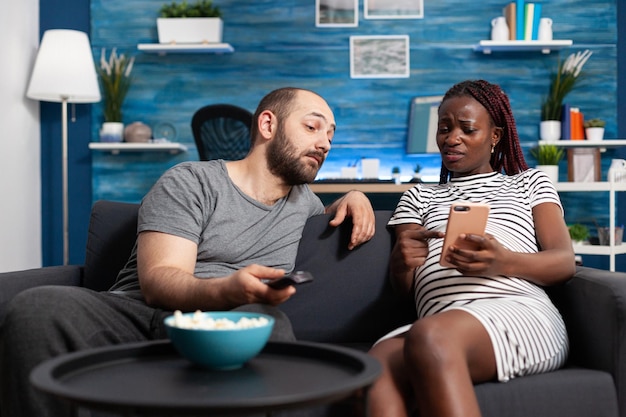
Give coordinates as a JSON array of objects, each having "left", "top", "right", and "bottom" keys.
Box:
[{"left": 171, "top": 310, "right": 270, "bottom": 330}]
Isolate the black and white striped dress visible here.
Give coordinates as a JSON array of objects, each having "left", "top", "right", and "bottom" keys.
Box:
[{"left": 384, "top": 169, "right": 569, "bottom": 382}]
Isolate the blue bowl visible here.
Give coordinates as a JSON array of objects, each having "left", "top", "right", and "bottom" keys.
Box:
[{"left": 164, "top": 311, "right": 274, "bottom": 370}]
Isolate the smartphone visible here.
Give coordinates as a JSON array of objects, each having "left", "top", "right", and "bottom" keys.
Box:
[
  {"left": 262, "top": 271, "right": 314, "bottom": 289},
  {"left": 439, "top": 202, "right": 490, "bottom": 267}
]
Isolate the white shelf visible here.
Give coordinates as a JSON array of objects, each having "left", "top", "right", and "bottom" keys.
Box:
[
  {"left": 555, "top": 182, "right": 626, "bottom": 192},
  {"left": 474, "top": 40, "right": 573, "bottom": 54},
  {"left": 137, "top": 43, "right": 234, "bottom": 54},
  {"left": 538, "top": 139, "right": 626, "bottom": 151},
  {"left": 572, "top": 243, "right": 626, "bottom": 256},
  {"left": 89, "top": 142, "right": 188, "bottom": 155}
]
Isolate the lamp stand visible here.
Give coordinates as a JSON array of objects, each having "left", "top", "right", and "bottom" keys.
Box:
[{"left": 61, "top": 96, "right": 69, "bottom": 265}]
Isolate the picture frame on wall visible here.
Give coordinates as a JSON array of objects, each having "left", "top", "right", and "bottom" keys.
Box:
[
  {"left": 567, "top": 148, "right": 601, "bottom": 182},
  {"left": 316, "top": 0, "right": 358, "bottom": 27},
  {"left": 364, "top": 0, "right": 424, "bottom": 19},
  {"left": 350, "top": 35, "right": 410, "bottom": 79}
]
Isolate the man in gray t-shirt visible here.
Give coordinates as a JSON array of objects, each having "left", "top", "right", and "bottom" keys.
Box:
[{"left": 0, "top": 87, "right": 375, "bottom": 417}]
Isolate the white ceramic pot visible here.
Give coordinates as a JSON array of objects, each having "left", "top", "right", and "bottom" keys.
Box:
[
  {"left": 536, "top": 164, "right": 559, "bottom": 183},
  {"left": 100, "top": 122, "right": 124, "bottom": 143},
  {"left": 157, "top": 18, "right": 223, "bottom": 44},
  {"left": 585, "top": 127, "right": 605, "bottom": 141},
  {"left": 540, "top": 120, "right": 561, "bottom": 142}
]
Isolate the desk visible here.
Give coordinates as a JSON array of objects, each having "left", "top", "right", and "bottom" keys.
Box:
[
  {"left": 31, "top": 340, "right": 381, "bottom": 416},
  {"left": 310, "top": 183, "right": 415, "bottom": 194}
]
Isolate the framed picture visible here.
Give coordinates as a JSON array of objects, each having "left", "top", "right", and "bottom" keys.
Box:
[
  {"left": 364, "top": 0, "right": 424, "bottom": 19},
  {"left": 350, "top": 35, "right": 410, "bottom": 79},
  {"left": 567, "top": 148, "right": 601, "bottom": 182},
  {"left": 316, "top": 0, "right": 358, "bottom": 27}
]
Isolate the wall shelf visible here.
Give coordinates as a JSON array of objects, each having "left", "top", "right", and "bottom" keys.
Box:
[
  {"left": 89, "top": 142, "right": 188, "bottom": 155},
  {"left": 137, "top": 43, "right": 234, "bottom": 55},
  {"left": 474, "top": 40, "right": 573, "bottom": 54},
  {"left": 538, "top": 139, "right": 626, "bottom": 152}
]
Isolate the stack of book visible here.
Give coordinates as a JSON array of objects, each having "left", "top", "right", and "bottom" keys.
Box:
[
  {"left": 503, "top": 1, "right": 543, "bottom": 41},
  {"left": 561, "top": 104, "right": 585, "bottom": 140}
]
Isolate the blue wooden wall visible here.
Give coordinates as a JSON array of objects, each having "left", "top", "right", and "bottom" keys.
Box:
[{"left": 89, "top": 0, "right": 620, "bottom": 268}]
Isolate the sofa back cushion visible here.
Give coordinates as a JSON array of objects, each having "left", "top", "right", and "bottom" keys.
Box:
[
  {"left": 84, "top": 200, "right": 139, "bottom": 291},
  {"left": 282, "top": 211, "right": 416, "bottom": 344}
]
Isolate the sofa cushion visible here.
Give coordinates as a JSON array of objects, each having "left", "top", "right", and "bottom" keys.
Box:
[
  {"left": 283, "top": 211, "right": 416, "bottom": 344},
  {"left": 84, "top": 201, "right": 139, "bottom": 291}
]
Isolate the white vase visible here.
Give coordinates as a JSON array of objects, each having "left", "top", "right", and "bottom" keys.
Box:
[
  {"left": 157, "top": 18, "right": 223, "bottom": 44},
  {"left": 536, "top": 164, "right": 559, "bottom": 183},
  {"left": 540, "top": 120, "right": 561, "bottom": 142},
  {"left": 100, "top": 122, "right": 124, "bottom": 143},
  {"left": 585, "top": 127, "right": 605, "bottom": 141}
]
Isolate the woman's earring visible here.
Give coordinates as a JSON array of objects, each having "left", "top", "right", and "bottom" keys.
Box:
[{"left": 491, "top": 144, "right": 495, "bottom": 154}]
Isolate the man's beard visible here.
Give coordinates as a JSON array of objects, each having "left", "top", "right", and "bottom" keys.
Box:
[{"left": 267, "top": 129, "right": 325, "bottom": 186}]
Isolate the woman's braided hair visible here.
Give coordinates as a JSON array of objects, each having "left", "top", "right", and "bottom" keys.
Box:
[{"left": 438, "top": 80, "right": 529, "bottom": 184}]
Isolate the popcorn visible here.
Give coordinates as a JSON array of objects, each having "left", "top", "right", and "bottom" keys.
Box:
[{"left": 171, "top": 310, "right": 269, "bottom": 330}]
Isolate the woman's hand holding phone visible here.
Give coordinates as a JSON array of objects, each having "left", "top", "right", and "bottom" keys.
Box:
[{"left": 440, "top": 202, "right": 490, "bottom": 268}]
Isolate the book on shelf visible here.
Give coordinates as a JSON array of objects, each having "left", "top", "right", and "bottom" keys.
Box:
[
  {"left": 561, "top": 103, "right": 571, "bottom": 140},
  {"left": 503, "top": 2, "right": 517, "bottom": 41},
  {"left": 570, "top": 107, "right": 585, "bottom": 140},
  {"left": 531, "top": 3, "right": 542, "bottom": 40},
  {"left": 516, "top": 0, "right": 525, "bottom": 40},
  {"left": 523, "top": 3, "right": 542, "bottom": 40}
]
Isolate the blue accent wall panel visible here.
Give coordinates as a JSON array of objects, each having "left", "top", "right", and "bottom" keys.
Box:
[{"left": 88, "top": 0, "right": 621, "bottom": 269}]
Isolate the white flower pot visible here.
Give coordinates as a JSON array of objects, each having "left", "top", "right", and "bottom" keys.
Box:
[
  {"left": 100, "top": 122, "right": 124, "bottom": 143},
  {"left": 540, "top": 120, "right": 561, "bottom": 142},
  {"left": 585, "top": 127, "right": 605, "bottom": 141},
  {"left": 536, "top": 164, "right": 559, "bottom": 183},
  {"left": 157, "top": 18, "right": 223, "bottom": 44}
]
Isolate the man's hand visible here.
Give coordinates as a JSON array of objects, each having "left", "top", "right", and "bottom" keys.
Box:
[{"left": 325, "top": 190, "right": 375, "bottom": 250}]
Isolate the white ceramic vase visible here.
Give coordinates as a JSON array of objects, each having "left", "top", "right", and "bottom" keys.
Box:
[
  {"left": 540, "top": 120, "right": 561, "bottom": 142},
  {"left": 585, "top": 127, "right": 605, "bottom": 141},
  {"left": 536, "top": 164, "right": 559, "bottom": 183}
]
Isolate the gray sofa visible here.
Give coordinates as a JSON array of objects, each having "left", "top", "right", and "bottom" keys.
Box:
[{"left": 1, "top": 200, "right": 625, "bottom": 417}]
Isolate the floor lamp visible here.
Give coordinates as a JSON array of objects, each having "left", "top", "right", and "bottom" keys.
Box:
[{"left": 26, "top": 30, "right": 101, "bottom": 265}]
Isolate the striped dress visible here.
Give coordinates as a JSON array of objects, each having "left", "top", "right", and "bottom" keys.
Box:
[{"left": 385, "top": 169, "right": 569, "bottom": 382}]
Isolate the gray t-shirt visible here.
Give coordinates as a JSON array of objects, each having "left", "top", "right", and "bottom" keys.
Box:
[{"left": 110, "top": 160, "right": 325, "bottom": 296}]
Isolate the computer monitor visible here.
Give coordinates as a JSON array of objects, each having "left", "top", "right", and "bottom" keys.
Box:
[{"left": 406, "top": 95, "right": 443, "bottom": 154}]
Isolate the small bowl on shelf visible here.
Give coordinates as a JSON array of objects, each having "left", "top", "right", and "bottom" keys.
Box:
[{"left": 164, "top": 311, "right": 274, "bottom": 370}]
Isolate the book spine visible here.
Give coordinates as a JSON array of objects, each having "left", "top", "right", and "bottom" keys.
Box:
[
  {"left": 503, "top": 2, "right": 517, "bottom": 41},
  {"left": 561, "top": 103, "right": 571, "bottom": 140},
  {"left": 524, "top": 3, "right": 534, "bottom": 41},
  {"left": 516, "top": 0, "right": 525, "bottom": 40},
  {"left": 531, "top": 3, "right": 542, "bottom": 40}
]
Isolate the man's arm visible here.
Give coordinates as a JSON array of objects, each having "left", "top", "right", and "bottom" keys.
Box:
[
  {"left": 324, "top": 190, "right": 375, "bottom": 250},
  {"left": 137, "top": 231, "right": 296, "bottom": 310}
]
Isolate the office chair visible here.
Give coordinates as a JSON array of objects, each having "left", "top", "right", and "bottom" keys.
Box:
[{"left": 191, "top": 104, "right": 253, "bottom": 161}]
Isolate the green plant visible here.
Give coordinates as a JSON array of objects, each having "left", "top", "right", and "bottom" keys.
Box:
[
  {"left": 391, "top": 166, "right": 400, "bottom": 174},
  {"left": 568, "top": 223, "right": 590, "bottom": 242},
  {"left": 159, "top": 0, "right": 222, "bottom": 18},
  {"left": 97, "top": 48, "right": 134, "bottom": 123},
  {"left": 530, "top": 144, "right": 564, "bottom": 165},
  {"left": 541, "top": 50, "right": 592, "bottom": 121},
  {"left": 414, "top": 163, "right": 422, "bottom": 173},
  {"left": 584, "top": 118, "right": 606, "bottom": 128}
]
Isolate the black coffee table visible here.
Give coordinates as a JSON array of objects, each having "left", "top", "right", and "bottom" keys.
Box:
[{"left": 31, "top": 340, "right": 381, "bottom": 416}]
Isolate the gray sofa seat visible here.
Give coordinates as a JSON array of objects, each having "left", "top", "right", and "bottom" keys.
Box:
[{"left": 0, "top": 200, "right": 623, "bottom": 417}]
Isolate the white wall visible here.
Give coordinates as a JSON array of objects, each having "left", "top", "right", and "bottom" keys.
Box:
[{"left": 0, "top": 0, "right": 42, "bottom": 271}]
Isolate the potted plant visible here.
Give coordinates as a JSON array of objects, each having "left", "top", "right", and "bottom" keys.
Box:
[
  {"left": 97, "top": 48, "right": 135, "bottom": 142},
  {"left": 391, "top": 166, "right": 401, "bottom": 184},
  {"left": 540, "top": 49, "right": 592, "bottom": 141},
  {"left": 568, "top": 223, "right": 589, "bottom": 245},
  {"left": 584, "top": 118, "right": 606, "bottom": 141},
  {"left": 157, "top": 0, "right": 223, "bottom": 44},
  {"left": 530, "top": 144, "right": 564, "bottom": 183},
  {"left": 410, "top": 163, "right": 422, "bottom": 183}
]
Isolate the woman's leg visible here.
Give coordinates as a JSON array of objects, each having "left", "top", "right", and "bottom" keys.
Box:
[
  {"left": 368, "top": 337, "right": 412, "bottom": 417},
  {"left": 404, "top": 309, "right": 497, "bottom": 417}
]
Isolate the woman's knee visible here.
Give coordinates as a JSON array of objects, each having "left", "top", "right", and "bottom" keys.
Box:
[{"left": 403, "top": 317, "right": 459, "bottom": 369}]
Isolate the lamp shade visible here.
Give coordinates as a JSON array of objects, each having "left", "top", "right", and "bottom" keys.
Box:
[{"left": 27, "top": 29, "right": 101, "bottom": 104}]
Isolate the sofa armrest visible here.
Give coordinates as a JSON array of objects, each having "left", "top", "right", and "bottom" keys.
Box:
[
  {"left": 0, "top": 265, "right": 83, "bottom": 323},
  {"left": 548, "top": 266, "right": 626, "bottom": 413}
]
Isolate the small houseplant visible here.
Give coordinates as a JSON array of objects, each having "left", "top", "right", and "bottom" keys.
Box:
[
  {"left": 584, "top": 118, "right": 605, "bottom": 141},
  {"left": 97, "top": 48, "right": 134, "bottom": 142},
  {"left": 540, "top": 49, "right": 592, "bottom": 141},
  {"left": 530, "top": 144, "right": 564, "bottom": 183},
  {"left": 568, "top": 223, "right": 590, "bottom": 244},
  {"left": 157, "top": 0, "right": 223, "bottom": 44}
]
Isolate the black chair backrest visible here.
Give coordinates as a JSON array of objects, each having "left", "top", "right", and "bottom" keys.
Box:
[
  {"left": 84, "top": 201, "right": 140, "bottom": 291},
  {"left": 191, "top": 104, "right": 253, "bottom": 161}
]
